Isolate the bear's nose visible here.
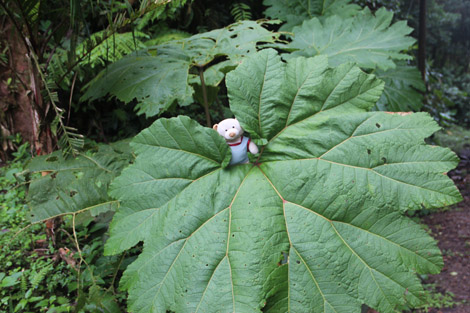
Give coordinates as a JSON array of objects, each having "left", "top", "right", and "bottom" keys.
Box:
[{"left": 229, "top": 132, "right": 236, "bottom": 138}]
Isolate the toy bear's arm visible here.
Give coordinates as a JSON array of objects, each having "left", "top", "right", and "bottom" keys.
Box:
[{"left": 248, "top": 141, "right": 259, "bottom": 154}]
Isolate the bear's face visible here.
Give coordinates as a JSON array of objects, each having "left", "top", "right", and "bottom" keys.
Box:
[{"left": 213, "top": 118, "right": 244, "bottom": 141}]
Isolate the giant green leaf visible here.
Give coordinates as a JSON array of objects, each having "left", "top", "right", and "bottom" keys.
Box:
[
  {"left": 375, "top": 63, "right": 426, "bottom": 111},
  {"left": 82, "top": 20, "right": 280, "bottom": 117},
  {"left": 106, "top": 49, "right": 461, "bottom": 313},
  {"left": 283, "top": 8, "right": 422, "bottom": 111},
  {"left": 263, "top": 0, "right": 360, "bottom": 31},
  {"left": 26, "top": 141, "right": 133, "bottom": 222},
  {"left": 287, "top": 8, "right": 415, "bottom": 71}
]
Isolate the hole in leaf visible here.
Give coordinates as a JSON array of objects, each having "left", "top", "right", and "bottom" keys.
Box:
[
  {"left": 367, "top": 149, "right": 371, "bottom": 155},
  {"left": 296, "top": 260, "right": 300, "bottom": 264},
  {"left": 381, "top": 157, "right": 387, "bottom": 163},
  {"left": 51, "top": 173, "right": 57, "bottom": 179},
  {"left": 230, "top": 34, "right": 237, "bottom": 39},
  {"left": 376, "top": 123, "right": 381, "bottom": 128},
  {"left": 69, "top": 190, "right": 78, "bottom": 197},
  {"left": 46, "top": 156, "right": 58, "bottom": 162}
]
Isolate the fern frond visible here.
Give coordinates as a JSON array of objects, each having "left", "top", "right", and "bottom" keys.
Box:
[
  {"left": 20, "top": 0, "right": 40, "bottom": 26},
  {"left": 77, "top": 31, "right": 148, "bottom": 68},
  {"left": 136, "top": 0, "right": 191, "bottom": 30},
  {"left": 26, "top": 39, "right": 84, "bottom": 157},
  {"left": 231, "top": 3, "right": 252, "bottom": 22},
  {"left": 20, "top": 271, "right": 28, "bottom": 294},
  {"left": 30, "top": 264, "right": 52, "bottom": 289}
]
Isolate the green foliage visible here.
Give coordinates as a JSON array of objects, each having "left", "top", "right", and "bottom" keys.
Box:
[
  {"left": 285, "top": 8, "right": 414, "bottom": 70},
  {"left": 0, "top": 153, "right": 136, "bottom": 312},
  {"left": 263, "top": 0, "right": 360, "bottom": 31},
  {"left": 143, "top": 27, "right": 191, "bottom": 46},
  {"left": 230, "top": 3, "right": 252, "bottom": 21},
  {"left": 433, "top": 125, "right": 470, "bottom": 156},
  {"left": 26, "top": 141, "right": 134, "bottom": 222},
  {"left": 424, "top": 66, "right": 470, "bottom": 126},
  {"left": 0, "top": 158, "right": 75, "bottom": 312},
  {"left": 375, "top": 63, "right": 425, "bottom": 111},
  {"left": 105, "top": 50, "right": 461, "bottom": 312},
  {"left": 77, "top": 31, "right": 148, "bottom": 68},
  {"left": 136, "top": 0, "right": 193, "bottom": 30},
  {"left": 281, "top": 7, "right": 424, "bottom": 112},
  {"left": 82, "top": 20, "right": 282, "bottom": 118},
  {"left": 414, "top": 283, "right": 459, "bottom": 312}
]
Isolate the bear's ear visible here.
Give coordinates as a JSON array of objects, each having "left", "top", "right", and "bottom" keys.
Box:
[{"left": 212, "top": 124, "right": 218, "bottom": 131}]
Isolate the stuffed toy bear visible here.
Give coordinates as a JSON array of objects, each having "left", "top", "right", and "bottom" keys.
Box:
[{"left": 213, "top": 118, "right": 259, "bottom": 165}]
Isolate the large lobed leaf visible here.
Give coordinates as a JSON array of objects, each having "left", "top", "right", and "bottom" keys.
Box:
[
  {"left": 82, "top": 20, "right": 280, "bottom": 117},
  {"left": 286, "top": 8, "right": 415, "bottom": 71},
  {"left": 375, "top": 63, "right": 426, "bottom": 112},
  {"left": 26, "top": 141, "right": 133, "bottom": 222},
  {"left": 106, "top": 50, "right": 461, "bottom": 313},
  {"left": 263, "top": 0, "right": 360, "bottom": 31},
  {"left": 283, "top": 7, "right": 424, "bottom": 111}
]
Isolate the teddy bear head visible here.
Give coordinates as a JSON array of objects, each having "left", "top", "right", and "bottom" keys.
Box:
[{"left": 213, "top": 118, "right": 244, "bottom": 141}]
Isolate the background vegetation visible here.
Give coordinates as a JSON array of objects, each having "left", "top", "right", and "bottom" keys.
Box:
[{"left": 0, "top": 0, "right": 468, "bottom": 311}]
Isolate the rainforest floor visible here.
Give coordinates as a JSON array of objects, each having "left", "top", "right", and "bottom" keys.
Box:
[{"left": 423, "top": 147, "right": 470, "bottom": 313}]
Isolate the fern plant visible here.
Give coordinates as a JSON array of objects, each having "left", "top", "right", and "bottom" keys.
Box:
[
  {"left": 78, "top": 31, "right": 148, "bottom": 68},
  {"left": 231, "top": 3, "right": 252, "bottom": 21}
]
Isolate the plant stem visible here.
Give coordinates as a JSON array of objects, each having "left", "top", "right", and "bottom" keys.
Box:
[{"left": 198, "top": 66, "right": 212, "bottom": 127}]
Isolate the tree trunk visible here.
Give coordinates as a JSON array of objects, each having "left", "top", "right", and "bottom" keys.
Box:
[
  {"left": 0, "top": 21, "right": 53, "bottom": 161},
  {"left": 418, "top": 0, "right": 427, "bottom": 81}
]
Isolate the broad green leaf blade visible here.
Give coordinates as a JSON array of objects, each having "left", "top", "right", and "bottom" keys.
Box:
[
  {"left": 82, "top": 52, "right": 193, "bottom": 117},
  {"left": 376, "top": 64, "right": 426, "bottom": 111},
  {"left": 281, "top": 200, "right": 424, "bottom": 312},
  {"left": 228, "top": 49, "right": 384, "bottom": 142},
  {"left": 26, "top": 143, "right": 133, "bottom": 222},
  {"left": 107, "top": 51, "right": 462, "bottom": 313},
  {"left": 120, "top": 166, "right": 288, "bottom": 313},
  {"left": 189, "top": 20, "right": 280, "bottom": 64},
  {"left": 82, "top": 21, "right": 281, "bottom": 117},
  {"left": 263, "top": 0, "right": 360, "bottom": 31},
  {"left": 261, "top": 112, "right": 461, "bottom": 211},
  {"left": 226, "top": 49, "right": 288, "bottom": 141},
  {"left": 105, "top": 116, "right": 231, "bottom": 255},
  {"left": 287, "top": 8, "right": 415, "bottom": 70}
]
